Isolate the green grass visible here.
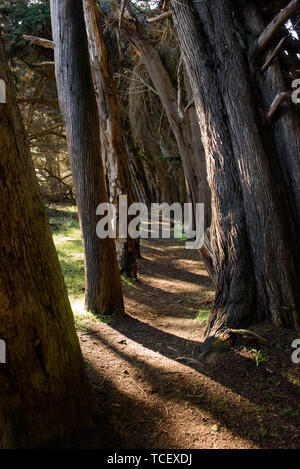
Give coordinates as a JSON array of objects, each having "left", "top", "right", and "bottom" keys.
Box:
[
  {"left": 49, "top": 205, "right": 84, "bottom": 303},
  {"left": 196, "top": 309, "right": 210, "bottom": 324},
  {"left": 250, "top": 349, "right": 268, "bottom": 367},
  {"left": 121, "top": 274, "right": 137, "bottom": 287},
  {"left": 49, "top": 204, "right": 137, "bottom": 329}
]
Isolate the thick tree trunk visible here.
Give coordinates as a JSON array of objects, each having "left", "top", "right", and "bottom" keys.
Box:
[
  {"left": 171, "top": 0, "right": 300, "bottom": 339},
  {"left": 83, "top": 0, "right": 137, "bottom": 278},
  {"left": 0, "top": 36, "right": 94, "bottom": 448},
  {"left": 50, "top": 0, "right": 124, "bottom": 315}
]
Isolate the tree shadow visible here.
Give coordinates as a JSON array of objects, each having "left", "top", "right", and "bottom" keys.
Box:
[
  {"left": 98, "top": 315, "right": 300, "bottom": 448},
  {"left": 46, "top": 357, "right": 171, "bottom": 449},
  {"left": 140, "top": 243, "right": 213, "bottom": 288}
]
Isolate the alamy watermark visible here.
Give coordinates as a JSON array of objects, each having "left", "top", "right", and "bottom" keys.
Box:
[
  {"left": 291, "top": 79, "right": 300, "bottom": 104},
  {"left": 96, "top": 196, "right": 204, "bottom": 249},
  {"left": 291, "top": 339, "right": 300, "bottom": 364}
]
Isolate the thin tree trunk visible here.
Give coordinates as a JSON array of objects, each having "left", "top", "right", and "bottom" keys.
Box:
[
  {"left": 0, "top": 35, "right": 94, "bottom": 448},
  {"left": 83, "top": 0, "right": 138, "bottom": 278},
  {"left": 50, "top": 0, "right": 124, "bottom": 315}
]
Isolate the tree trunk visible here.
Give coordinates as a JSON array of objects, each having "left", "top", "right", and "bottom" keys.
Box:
[
  {"left": 50, "top": 0, "right": 124, "bottom": 315},
  {"left": 171, "top": 0, "right": 300, "bottom": 340},
  {"left": 83, "top": 0, "right": 138, "bottom": 278},
  {"left": 119, "top": 21, "right": 211, "bottom": 229},
  {"left": 0, "top": 35, "right": 94, "bottom": 448}
]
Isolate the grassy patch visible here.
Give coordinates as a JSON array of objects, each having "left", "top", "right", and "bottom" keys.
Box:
[
  {"left": 49, "top": 204, "right": 138, "bottom": 329},
  {"left": 121, "top": 274, "right": 137, "bottom": 287},
  {"left": 196, "top": 309, "right": 210, "bottom": 324},
  {"left": 50, "top": 206, "right": 84, "bottom": 303}
]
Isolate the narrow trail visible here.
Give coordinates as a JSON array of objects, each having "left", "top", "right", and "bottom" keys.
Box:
[{"left": 56, "top": 238, "right": 300, "bottom": 449}]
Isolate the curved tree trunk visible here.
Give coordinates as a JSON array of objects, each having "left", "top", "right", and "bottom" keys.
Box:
[
  {"left": 50, "top": 0, "right": 124, "bottom": 315},
  {"left": 171, "top": 0, "right": 300, "bottom": 341},
  {"left": 83, "top": 0, "right": 138, "bottom": 278},
  {"left": 118, "top": 20, "right": 211, "bottom": 229},
  {"left": 0, "top": 35, "right": 94, "bottom": 448}
]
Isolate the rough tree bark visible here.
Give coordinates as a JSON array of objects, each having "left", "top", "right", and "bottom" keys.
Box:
[
  {"left": 83, "top": 0, "right": 138, "bottom": 278},
  {"left": 171, "top": 0, "right": 300, "bottom": 342},
  {"left": 115, "top": 16, "right": 211, "bottom": 229},
  {"left": 0, "top": 35, "right": 94, "bottom": 448},
  {"left": 50, "top": 0, "right": 124, "bottom": 315}
]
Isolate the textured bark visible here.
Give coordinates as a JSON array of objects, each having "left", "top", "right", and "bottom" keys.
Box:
[
  {"left": 50, "top": 0, "right": 124, "bottom": 315},
  {"left": 119, "top": 22, "right": 211, "bottom": 229},
  {"left": 240, "top": 2, "right": 300, "bottom": 234},
  {"left": 0, "top": 36, "right": 94, "bottom": 448},
  {"left": 83, "top": 0, "right": 137, "bottom": 278},
  {"left": 171, "top": 0, "right": 300, "bottom": 338}
]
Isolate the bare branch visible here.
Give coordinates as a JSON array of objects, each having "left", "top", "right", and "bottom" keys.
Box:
[
  {"left": 260, "top": 36, "right": 287, "bottom": 72},
  {"left": 28, "top": 123, "right": 64, "bottom": 140},
  {"left": 255, "top": 0, "right": 300, "bottom": 55},
  {"left": 18, "top": 97, "right": 59, "bottom": 108},
  {"left": 266, "top": 91, "right": 292, "bottom": 122},
  {"left": 148, "top": 11, "right": 172, "bottom": 24},
  {"left": 119, "top": 0, "right": 127, "bottom": 29},
  {"left": 32, "top": 61, "right": 55, "bottom": 67},
  {"left": 177, "top": 54, "right": 184, "bottom": 119},
  {"left": 184, "top": 98, "right": 194, "bottom": 114},
  {"left": 23, "top": 35, "right": 54, "bottom": 49},
  {"left": 121, "top": 69, "right": 159, "bottom": 95}
]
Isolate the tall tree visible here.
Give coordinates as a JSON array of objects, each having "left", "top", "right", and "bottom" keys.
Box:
[
  {"left": 171, "top": 0, "right": 300, "bottom": 343},
  {"left": 108, "top": 4, "right": 211, "bottom": 229},
  {"left": 0, "top": 34, "right": 94, "bottom": 448},
  {"left": 82, "top": 0, "right": 138, "bottom": 278},
  {"left": 50, "top": 0, "right": 124, "bottom": 315}
]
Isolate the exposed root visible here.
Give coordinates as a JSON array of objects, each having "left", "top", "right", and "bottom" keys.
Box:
[{"left": 200, "top": 327, "right": 269, "bottom": 357}]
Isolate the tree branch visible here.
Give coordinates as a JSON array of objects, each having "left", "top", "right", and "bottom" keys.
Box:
[
  {"left": 23, "top": 35, "right": 54, "bottom": 49},
  {"left": 18, "top": 97, "right": 59, "bottom": 108},
  {"left": 255, "top": 0, "right": 300, "bottom": 55},
  {"left": 148, "top": 11, "right": 172, "bottom": 23},
  {"left": 266, "top": 91, "right": 292, "bottom": 122},
  {"left": 29, "top": 123, "right": 64, "bottom": 140},
  {"left": 32, "top": 61, "right": 55, "bottom": 67},
  {"left": 260, "top": 36, "right": 287, "bottom": 72}
]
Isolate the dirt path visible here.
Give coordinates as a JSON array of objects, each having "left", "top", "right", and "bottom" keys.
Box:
[{"left": 56, "top": 237, "right": 300, "bottom": 449}]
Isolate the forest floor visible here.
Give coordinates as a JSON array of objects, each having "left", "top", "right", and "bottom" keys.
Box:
[{"left": 48, "top": 204, "right": 300, "bottom": 449}]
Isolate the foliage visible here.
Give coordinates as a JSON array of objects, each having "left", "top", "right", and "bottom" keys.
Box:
[
  {"left": 251, "top": 349, "right": 268, "bottom": 367},
  {"left": 0, "top": 0, "right": 51, "bottom": 48}
]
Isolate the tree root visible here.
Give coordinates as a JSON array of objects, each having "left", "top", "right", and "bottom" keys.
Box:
[{"left": 200, "top": 327, "right": 269, "bottom": 357}]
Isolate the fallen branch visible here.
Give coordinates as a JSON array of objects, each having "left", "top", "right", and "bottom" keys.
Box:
[{"left": 266, "top": 91, "right": 292, "bottom": 122}]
